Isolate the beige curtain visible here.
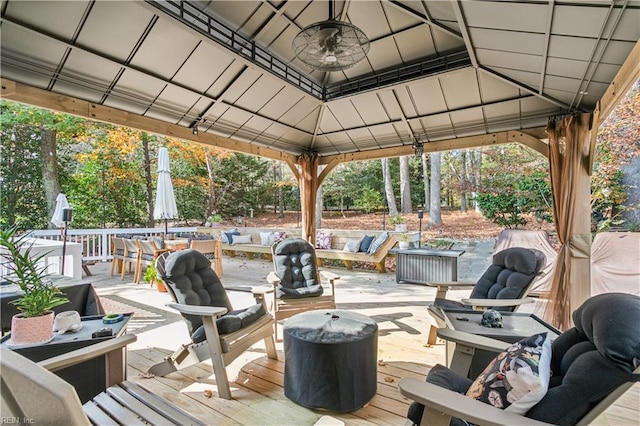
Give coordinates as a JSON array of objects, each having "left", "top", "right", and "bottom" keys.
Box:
[
  {"left": 545, "top": 113, "right": 591, "bottom": 330},
  {"left": 298, "top": 152, "right": 319, "bottom": 244}
]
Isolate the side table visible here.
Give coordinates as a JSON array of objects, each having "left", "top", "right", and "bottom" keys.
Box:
[
  {"left": 283, "top": 310, "right": 378, "bottom": 412},
  {"left": 1, "top": 313, "right": 132, "bottom": 403}
]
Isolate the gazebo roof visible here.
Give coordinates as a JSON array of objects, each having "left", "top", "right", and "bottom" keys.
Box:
[{"left": 1, "top": 0, "right": 639, "bottom": 161}]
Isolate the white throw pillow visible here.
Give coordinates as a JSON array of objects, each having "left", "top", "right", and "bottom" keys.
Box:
[
  {"left": 260, "top": 231, "right": 275, "bottom": 246},
  {"left": 343, "top": 238, "right": 362, "bottom": 253},
  {"left": 221, "top": 228, "right": 238, "bottom": 244},
  {"left": 231, "top": 234, "right": 252, "bottom": 245}
]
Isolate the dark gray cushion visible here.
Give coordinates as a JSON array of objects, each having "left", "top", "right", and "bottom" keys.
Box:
[
  {"left": 273, "top": 238, "right": 323, "bottom": 299},
  {"left": 359, "top": 235, "right": 375, "bottom": 253},
  {"left": 467, "top": 247, "right": 545, "bottom": 311},
  {"left": 156, "top": 249, "right": 266, "bottom": 344},
  {"left": 407, "top": 364, "right": 471, "bottom": 426}
]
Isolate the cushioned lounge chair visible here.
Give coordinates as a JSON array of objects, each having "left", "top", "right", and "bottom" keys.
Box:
[
  {"left": 148, "top": 249, "right": 277, "bottom": 399},
  {"left": 426, "top": 247, "right": 546, "bottom": 345},
  {"left": 400, "top": 292, "right": 640, "bottom": 426}
]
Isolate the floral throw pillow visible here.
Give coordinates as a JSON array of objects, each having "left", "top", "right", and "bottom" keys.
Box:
[
  {"left": 316, "top": 232, "right": 333, "bottom": 249},
  {"left": 273, "top": 231, "right": 287, "bottom": 243},
  {"left": 466, "top": 332, "right": 552, "bottom": 414}
]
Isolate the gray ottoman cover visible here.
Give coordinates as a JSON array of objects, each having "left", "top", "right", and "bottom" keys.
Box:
[{"left": 283, "top": 310, "right": 378, "bottom": 412}]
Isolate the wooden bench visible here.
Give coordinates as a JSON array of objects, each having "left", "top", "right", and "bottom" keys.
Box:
[
  {"left": 196, "top": 227, "right": 302, "bottom": 260},
  {"left": 315, "top": 230, "right": 418, "bottom": 273}
]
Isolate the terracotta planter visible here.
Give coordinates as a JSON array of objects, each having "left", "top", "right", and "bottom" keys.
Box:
[
  {"left": 154, "top": 279, "right": 168, "bottom": 293},
  {"left": 10, "top": 311, "right": 55, "bottom": 346}
]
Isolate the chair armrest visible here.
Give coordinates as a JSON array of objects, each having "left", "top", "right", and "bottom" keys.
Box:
[
  {"left": 425, "top": 280, "right": 475, "bottom": 288},
  {"left": 460, "top": 297, "right": 535, "bottom": 310},
  {"left": 267, "top": 271, "right": 280, "bottom": 285},
  {"left": 251, "top": 286, "right": 275, "bottom": 295},
  {"left": 166, "top": 303, "right": 227, "bottom": 317},
  {"left": 398, "top": 378, "right": 551, "bottom": 426},
  {"left": 426, "top": 280, "right": 476, "bottom": 299},
  {"left": 38, "top": 334, "right": 137, "bottom": 372},
  {"left": 320, "top": 270, "right": 340, "bottom": 282},
  {"left": 436, "top": 328, "right": 509, "bottom": 353}
]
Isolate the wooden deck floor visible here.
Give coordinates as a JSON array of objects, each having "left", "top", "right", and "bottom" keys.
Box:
[{"left": 88, "top": 259, "right": 639, "bottom": 425}]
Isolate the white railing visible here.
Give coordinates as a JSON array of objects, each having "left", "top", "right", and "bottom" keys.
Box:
[{"left": 26, "top": 227, "right": 198, "bottom": 262}]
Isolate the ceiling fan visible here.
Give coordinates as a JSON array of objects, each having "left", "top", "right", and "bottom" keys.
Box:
[{"left": 292, "top": 0, "right": 370, "bottom": 72}]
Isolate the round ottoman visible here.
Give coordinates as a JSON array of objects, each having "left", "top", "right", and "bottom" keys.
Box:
[{"left": 283, "top": 310, "right": 378, "bottom": 412}]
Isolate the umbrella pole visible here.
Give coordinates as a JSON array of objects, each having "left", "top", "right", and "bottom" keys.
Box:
[
  {"left": 61, "top": 221, "right": 68, "bottom": 275},
  {"left": 165, "top": 218, "right": 168, "bottom": 236}
]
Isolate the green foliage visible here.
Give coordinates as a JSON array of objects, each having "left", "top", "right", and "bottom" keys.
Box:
[
  {"left": 476, "top": 192, "right": 528, "bottom": 228},
  {"left": 143, "top": 264, "right": 157, "bottom": 283},
  {"left": 353, "top": 188, "right": 383, "bottom": 213},
  {"left": 0, "top": 227, "right": 69, "bottom": 317},
  {"left": 389, "top": 214, "right": 404, "bottom": 225}
]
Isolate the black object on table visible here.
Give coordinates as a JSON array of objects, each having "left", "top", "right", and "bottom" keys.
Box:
[
  {"left": 389, "top": 248, "right": 465, "bottom": 284},
  {"left": 283, "top": 310, "right": 378, "bottom": 412},
  {"left": 1, "top": 314, "right": 132, "bottom": 403},
  {"left": 0, "top": 276, "right": 104, "bottom": 332}
]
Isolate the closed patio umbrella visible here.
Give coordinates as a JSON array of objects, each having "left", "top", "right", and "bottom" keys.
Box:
[
  {"left": 50, "top": 193, "right": 72, "bottom": 274},
  {"left": 153, "top": 147, "right": 178, "bottom": 235},
  {"left": 50, "top": 193, "right": 70, "bottom": 228}
]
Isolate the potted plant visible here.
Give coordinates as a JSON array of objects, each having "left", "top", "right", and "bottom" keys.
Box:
[
  {"left": 399, "top": 233, "right": 411, "bottom": 249},
  {"left": 390, "top": 214, "right": 407, "bottom": 232},
  {"left": 0, "top": 227, "right": 69, "bottom": 346},
  {"left": 143, "top": 263, "right": 167, "bottom": 292},
  {"left": 207, "top": 213, "right": 223, "bottom": 228}
]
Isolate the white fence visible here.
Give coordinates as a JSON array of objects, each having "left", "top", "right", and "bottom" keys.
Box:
[{"left": 26, "top": 227, "right": 198, "bottom": 263}]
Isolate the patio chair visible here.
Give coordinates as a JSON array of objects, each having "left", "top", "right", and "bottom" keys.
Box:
[
  {"left": 120, "top": 238, "right": 140, "bottom": 282},
  {"left": 190, "top": 238, "right": 223, "bottom": 277},
  {"left": 267, "top": 238, "right": 340, "bottom": 339},
  {"left": 148, "top": 249, "right": 277, "bottom": 399},
  {"left": 400, "top": 292, "right": 640, "bottom": 426},
  {"left": 109, "top": 236, "right": 126, "bottom": 277},
  {"left": 136, "top": 239, "right": 169, "bottom": 285},
  {"left": 426, "top": 247, "right": 545, "bottom": 345},
  {"left": 1, "top": 335, "right": 206, "bottom": 425}
]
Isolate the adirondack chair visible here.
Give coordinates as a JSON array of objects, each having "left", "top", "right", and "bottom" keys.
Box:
[
  {"left": 267, "top": 238, "right": 340, "bottom": 339},
  {"left": 1, "top": 335, "right": 207, "bottom": 425},
  {"left": 148, "top": 249, "right": 277, "bottom": 399},
  {"left": 426, "top": 247, "right": 546, "bottom": 345},
  {"left": 400, "top": 293, "right": 640, "bottom": 426}
]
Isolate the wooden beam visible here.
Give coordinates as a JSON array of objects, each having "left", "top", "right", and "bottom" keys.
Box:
[
  {"left": 319, "top": 128, "right": 547, "bottom": 165},
  {"left": 0, "top": 78, "right": 297, "bottom": 164},
  {"left": 595, "top": 39, "right": 640, "bottom": 125}
]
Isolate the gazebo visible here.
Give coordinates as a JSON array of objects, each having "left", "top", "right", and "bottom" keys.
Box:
[{"left": 1, "top": 0, "right": 638, "bottom": 327}]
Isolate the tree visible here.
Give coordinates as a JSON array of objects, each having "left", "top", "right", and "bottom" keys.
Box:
[
  {"left": 428, "top": 152, "right": 442, "bottom": 225},
  {"left": 382, "top": 158, "right": 397, "bottom": 215},
  {"left": 421, "top": 154, "right": 430, "bottom": 212},
  {"left": 399, "top": 156, "right": 412, "bottom": 213}
]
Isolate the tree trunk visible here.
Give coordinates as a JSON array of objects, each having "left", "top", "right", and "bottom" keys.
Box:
[
  {"left": 473, "top": 148, "right": 482, "bottom": 213},
  {"left": 382, "top": 158, "right": 398, "bottom": 215},
  {"left": 400, "top": 156, "right": 412, "bottom": 213},
  {"left": 141, "top": 133, "right": 154, "bottom": 227},
  {"left": 460, "top": 150, "right": 468, "bottom": 212},
  {"left": 205, "top": 152, "right": 217, "bottom": 216},
  {"left": 422, "top": 154, "right": 430, "bottom": 212},
  {"left": 429, "top": 152, "right": 442, "bottom": 225},
  {"left": 40, "top": 125, "right": 60, "bottom": 228},
  {"left": 316, "top": 183, "right": 323, "bottom": 230}
]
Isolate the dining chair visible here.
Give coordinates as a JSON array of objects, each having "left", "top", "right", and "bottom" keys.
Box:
[
  {"left": 121, "top": 238, "right": 140, "bottom": 282},
  {"left": 136, "top": 239, "right": 169, "bottom": 284},
  {"left": 109, "top": 236, "right": 126, "bottom": 277},
  {"left": 189, "top": 238, "right": 223, "bottom": 276}
]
